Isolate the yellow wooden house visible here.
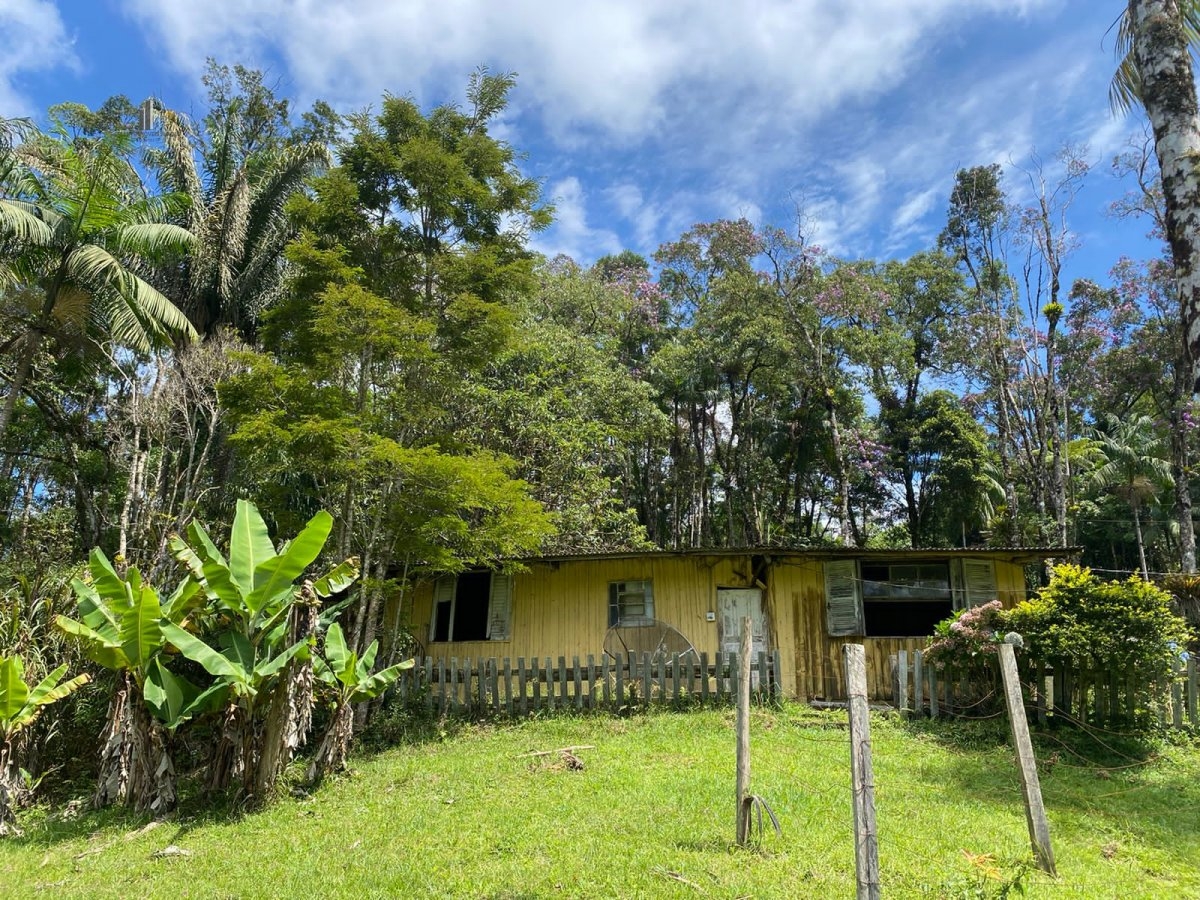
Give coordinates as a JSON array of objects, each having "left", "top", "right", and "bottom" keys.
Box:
[{"left": 405, "top": 547, "right": 1069, "bottom": 701}]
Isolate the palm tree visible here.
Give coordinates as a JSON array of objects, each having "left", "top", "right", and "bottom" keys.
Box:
[
  {"left": 0, "top": 124, "right": 197, "bottom": 444},
  {"left": 0, "top": 118, "right": 52, "bottom": 290},
  {"left": 1088, "top": 413, "right": 1174, "bottom": 579},
  {"left": 153, "top": 105, "right": 329, "bottom": 339},
  {"left": 1111, "top": 2, "right": 1200, "bottom": 391}
]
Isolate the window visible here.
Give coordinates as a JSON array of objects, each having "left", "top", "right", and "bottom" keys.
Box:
[
  {"left": 824, "top": 558, "right": 997, "bottom": 638},
  {"left": 861, "top": 562, "right": 952, "bottom": 637},
  {"left": 429, "top": 572, "right": 512, "bottom": 642},
  {"left": 609, "top": 580, "right": 654, "bottom": 627}
]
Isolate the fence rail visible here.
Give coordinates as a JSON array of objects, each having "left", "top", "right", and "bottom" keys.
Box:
[
  {"left": 394, "top": 651, "right": 783, "bottom": 717},
  {"left": 891, "top": 649, "right": 1200, "bottom": 728}
]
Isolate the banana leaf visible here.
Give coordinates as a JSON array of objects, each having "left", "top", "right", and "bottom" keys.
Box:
[
  {"left": 228, "top": 499, "right": 277, "bottom": 594},
  {"left": 244, "top": 510, "right": 333, "bottom": 613}
]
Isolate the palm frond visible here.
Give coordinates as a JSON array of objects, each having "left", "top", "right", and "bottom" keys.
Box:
[
  {"left": 0, "top": 199, "right": 52, "bottom": 246},
  {"left": 157, "top": 110, "right": 204, "bottom": 223},
  {"left": 1111, "top": 2, "right": 1200, "bottom": 114},
  {"left": 63, "top": 243, "right": 197, "bottom": 349},
  {"left": 240, "top": 142, "right": 328, "bottom": 272},
  {"left": 109, "top": 222, "right": 196, "bottom": 259},
  {"left": 210, "top": 172, "right": 251, "bottom": 306}
]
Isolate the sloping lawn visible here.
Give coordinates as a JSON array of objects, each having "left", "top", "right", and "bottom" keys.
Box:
[{"left": 3, "top": 704, "right": 1198, "bottom": 898}]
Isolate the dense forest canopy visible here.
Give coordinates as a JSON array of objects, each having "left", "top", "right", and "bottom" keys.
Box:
[{"left": 2, "top": 51, "right": 1200, "bottom": 647}]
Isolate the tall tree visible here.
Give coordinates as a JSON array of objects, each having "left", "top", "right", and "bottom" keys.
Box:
[
  {"left": 1114, "top": 1, "right": 1200, "bottom": 391},
  {"left": 0, "top": 120, "right": 196, "bottom": 447},
  {"left": 1088, "top": 413, "right": 1174, "bottom": 579},
  {"left": 153, "top": 61, "right": 331, "bottom": 339}
]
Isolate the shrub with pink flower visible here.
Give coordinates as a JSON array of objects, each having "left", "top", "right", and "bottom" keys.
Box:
[{"left": 925, "top": 600, "right": 1008, "bottom": 670}]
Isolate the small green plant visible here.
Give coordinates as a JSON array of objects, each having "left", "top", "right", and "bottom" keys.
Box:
[
  {"left": 55, "top": 548, "right": 213, "bottom": 813},
  {"left": 0, "top": 655, "right": 89, "bottom": 834},
  {"left": 306, "top": 622, "right": 413, "bottom": 783},
  {"left": 939, "top": 851, "right": 1032, "bottom": 898}
]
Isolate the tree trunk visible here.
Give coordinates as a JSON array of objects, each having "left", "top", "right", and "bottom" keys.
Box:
[
  {"left": 0, "top": 329, "right": 43, "bottom": 447},
  {"left": 0, "top": 738, "right": 23, "bottom": 836},
  {"left": 306, "top": 700, "right": 354, "bottom": 785},
  {"left": 1173, "top": 428, "right": 1197, "bottom": 573},
  {"left": 1131, "top": 0, "right": 1200, "bottom": 391},
  {"left": 1134, "top": 502, "right": 1151, "bottom": 581},
  {"left": 93, "top": 673, "right": 176, "bottom": 815},
  {"left": 252, "top": 584, "right": 319, "bottom": 798}
]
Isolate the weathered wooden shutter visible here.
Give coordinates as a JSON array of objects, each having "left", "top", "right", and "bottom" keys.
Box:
[
  {"left": 824, "top": 560, "right": 863, "bottom": 636},
  {"left": 962, "top": 558, "right": 998, "bottom": 607},
  {"left": 431, "top": 576, "right": 455, "bottom": 641},
  {"left": 486, "top": 573, "right": 512, "bottom": 640}
]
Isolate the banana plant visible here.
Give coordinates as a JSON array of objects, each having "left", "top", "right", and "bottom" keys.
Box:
[
  {"left": 306, "top": 623, "right": 413, "bottom": 784},
  {"left": 0, "top": 656, "right": 89, "bottom": 835},
  {"left": 55, "top": 548, "right": 210, "bottom": 813},
  {"left": 163, "top": 500, "right": 358, "bottom": 799}
]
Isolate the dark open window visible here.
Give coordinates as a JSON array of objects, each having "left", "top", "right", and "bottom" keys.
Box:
[
  {"left": 430, "top": 571, "right": 513, "bottom": 643},
  {"left": 432, "top": 597, "right": 453, "bottom": 643},
  {"left": 451, "top": 571, "right": 491, "bottom": 642},
  {"left": 861, "top": 562, "right": 952, "bottom": 637}
]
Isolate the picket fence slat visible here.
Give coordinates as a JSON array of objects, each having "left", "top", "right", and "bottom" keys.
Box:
[
  {"left": 1188, "top": 658, "right": 1198, "bottom": 724},
  {"left": 399, "top": 652, "right": 780, "bottom": 719},
  {"left": 889, "top": 650, "right": 1199, "bottom": 731}
]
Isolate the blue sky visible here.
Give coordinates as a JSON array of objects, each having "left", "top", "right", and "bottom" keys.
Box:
[{"left": 0, "top": 0, "right": 1164, "bottom": 288}]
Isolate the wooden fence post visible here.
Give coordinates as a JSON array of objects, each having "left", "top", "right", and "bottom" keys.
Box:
[
  {"left": 998, "top": 642, "right": 1055, "bottom": 876},
  {"left": 897, "top": 649, "right": 909, "bottom": 719},
  {"left": 844, "top": 643, "right": 881, "bottom": 900},
  {"left": 736, "top": 616, "right": 753, "bottom": 846}
]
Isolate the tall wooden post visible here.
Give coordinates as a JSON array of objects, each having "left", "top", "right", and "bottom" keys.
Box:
[
  {"left": 844, "top": 643, "right": 881, "bottom": 900},
  {"left": 998, "top": 642, "right": 1056, "bottom": 875},
  {"left": 736, "top": 615, "right": 752, "bottom": 845}
]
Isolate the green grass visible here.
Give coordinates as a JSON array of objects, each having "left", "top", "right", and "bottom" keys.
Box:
[{"left": 3, "top": 704, "right": 1199, "bottom": 898}]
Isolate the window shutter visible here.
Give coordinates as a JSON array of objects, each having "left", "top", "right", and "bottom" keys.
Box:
[
  {"left": 824, "top": 560, "right": 863, "bottom": 636},
  {"left": 431, "top": 576, "right": 455, "bottom": 641},
  {"left": 963, "top": 558, "right": 998, "bottom": 607},
  {"left": 487, "top": 573, "right": 512, "bottom": 640}
]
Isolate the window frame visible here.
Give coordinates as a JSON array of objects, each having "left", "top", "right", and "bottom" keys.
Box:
[
  {"left": 608, "top": 579, "right": 655, "bottom": 628},
  {"left": 823, "top": 557, "right": 999, "bottom": 639},
  {"left": 428, "top": 571, "right": 513, "bottom": 643},
  {"left": 860, "top": 560, "right": 954, "bottom": 638}
]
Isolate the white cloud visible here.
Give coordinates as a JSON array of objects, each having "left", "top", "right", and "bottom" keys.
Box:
[
  {"left": 116, "top": 0, "right": 1131, "bottom": 264},
  {"left": 119, "top": 0, "right": 1053, "bottom": 138},
  {"left": 0, "top": 0, "right": 77, "bottom": 115},
  {"left": 532, "top": 176, "right": 622, "bottom": 263}
]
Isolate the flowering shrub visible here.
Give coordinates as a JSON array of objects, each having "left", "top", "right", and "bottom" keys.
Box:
[
  {"left": 925, "top": 600, "right": 1008, "bottom": 671},
  {"left": 1004, "top": 564, "right": 1192, "bottom": 684}
]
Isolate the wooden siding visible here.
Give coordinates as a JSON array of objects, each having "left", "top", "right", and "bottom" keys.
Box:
[
  {"left": 408, "top": 555, "right": 768, "bottom": 669},
  {"left": 776, "top": 557, "right": 1030, "bottom": 701},
  {"left": 403, "top": 553, "right": 1031, "bottom": 703}
]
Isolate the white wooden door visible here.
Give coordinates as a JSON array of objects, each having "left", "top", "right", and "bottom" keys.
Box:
[{"left": 718, "top": 588, "right": 769, "bottom": 681}]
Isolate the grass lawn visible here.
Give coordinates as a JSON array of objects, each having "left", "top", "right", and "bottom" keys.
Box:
[{"left": 3, "top": 703, "right": 1199, "bottom": 898}]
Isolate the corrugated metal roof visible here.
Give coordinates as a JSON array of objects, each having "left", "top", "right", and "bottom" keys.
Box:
[{"left": 517, "top": 546, "right": 1080, "bottom": 565}]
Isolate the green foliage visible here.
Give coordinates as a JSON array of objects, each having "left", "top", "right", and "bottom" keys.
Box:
[
  {"left": 0, "top": 656, "right": 88, "bottom": 740},
  {"left": 314, "top": 623, "right": 413, "bottom": 705},
  {"left": 55, "top": 549, "right": 191, "bottom": 680},
  {"left": 1004, "top": 564, "right": 1192, "bottom": 682},
  {"left": 165, "top": 500, "right": 346, "bottom": 691}
]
